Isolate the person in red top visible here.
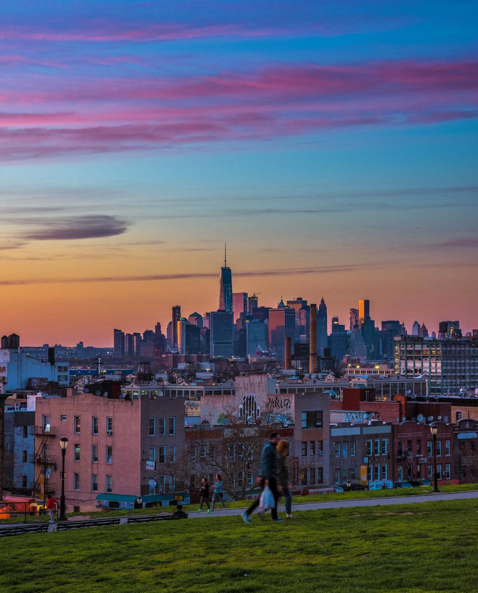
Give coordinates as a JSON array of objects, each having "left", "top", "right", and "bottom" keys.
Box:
[{"left": 46, "top": 494, "right": 57, "bottom": 523}]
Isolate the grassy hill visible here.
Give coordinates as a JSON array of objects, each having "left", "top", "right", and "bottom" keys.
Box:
[{"left": 1, "top": 499, "right": 477, "bottom": 593}]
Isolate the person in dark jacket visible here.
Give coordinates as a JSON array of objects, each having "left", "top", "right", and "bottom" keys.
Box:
[
  {"left": 212, "top": 474, "right": 226, "bottom": 511},
  {"left": 242, "top": 432, "right": 282, "bottom": 524},
  {"left": 197, "top": 477, "right": 211, "bottom": 513},
  {"left": 172, "top": 504, "right": 189, "bottom": 519},
  {"left": 277, "top": 440, "right": 296, "bottom": 519}
]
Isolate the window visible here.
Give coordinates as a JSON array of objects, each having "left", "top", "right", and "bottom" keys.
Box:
[
  {"left": 436, "top": 441, "right": 442, "bottom": 457},
  {"left": 42, "top": 415, "right": 51, "bottom": 432},
  {"left": 158, "top": 418, "right": 165, "bottom": 435},
  {"left": 445, "top": 463, "right": 451, "bottom": 479},
  {"left": 168, "top": 417, "right": 176, "bottom": 435},
  {"left": 427, "top": 441, "right": 433, "bottom": 457},
  {"left": 301, "top": 442, "right": 308, "bottom": 456},
  {"left": 301, "top": 470, "right": 307, "bottom": 486},
  {"left": 342, "top": 468, "right": 348, "bottom": 482},
  {"left": 168, "top": 475, "right": 176, "bottom": 493},
  {"left": 157, "top": 475, "right": 166, "bottom": 493},
  {"left": 92, "top": 417, "right": 98, "bottom": 435},
  {"left": 428, "top": 465, "right": 433, "bottom": 479},
  {"left": 74, "top": 444, "right": 80, "bottom": 462},
  {"left": 23, "top": 426, "right": 28, "bottom": 438},
  {"left": 22, "top": 450, "right": 27, "bottom": 463},
  {"left": 92, "top": 445, "right": 98, "bottom": 463},
  {"left": 169, "top": 446, "right": 176, "bottom": 463},
  {"left": 335, "top": 468, "right": 341, "bottom": 484},
  {"left": 106, "top": 475, "right": 112, "bottom": 493},
  {"left": 381, "top": 465, "right": 387, "bottom": 480},
  {"left": 301, "top": 411, "right": 323, "bottom": 429},
  {"left": 74, "top": 416, "right": 80, "bottom": 434},
  {"left": 106, "top": 417, "right": 113, "bottom": 435},
  {"left": 381, "top": 440, "right": 388, "bottom": 456},
  {"left": 374, "top": 466, "right": 380, "bottom": 481},
  {"left": 73, "top": 473, "right": 80, "bottom": 490},
  {"left": 189, "top": 446, "right": 197, "bottom": 461},
  {"left": 407, "top": 440, "right": 412, "bottom": 453},
  {"left": 159, "top": 446, "right": 166, "bottom": 463},
  {"left": 148, "top": 447, "right": 156, "bottom": 462},
  {"left": 343, "top": 442, "right": 348, "bottom": 458},
  {"left": 309, "top": 468, "right": 315, "bottom": 484},
  {"left": 149, "top": 418, "right": 156, "bottom": 436},
  {"left": 106, "top": 445, "right": 113, "bottom": 464},
  {"left": 374, "top": 440, "right": 380, "bottom": 456},
  {"left": 61, "top": 415, "right": 67, "bottom": 422},
  {"left": 334, "top": 442, "right": 341, "bottom": 458},
  {"left": 437, "top": 464, "right": 442, "bottom": 480},
  {"left": 92, "top": 474, "right": 98, "bottom": 492},
  {"left": 397, "top": 441, "right": 403, "bottom": 456},
  {"left": 366, "top": 441, "right": 372, "bottom": 456},
  {"left": 398, "top": 466, "right": 403, "bottom": 481},
  {"left": 350, "top": 467, "right": 356, "bottom": 480},
  {"left": 309, "top": 441, "right": 316, "bottom": 456},
  {"left": 350, "top": 441, "right": 356, "bottom": 457},
  {"left": 22, "top": 476, "right": 27, "bottom": 488},
  {"left": 445, "top": 440, "right": 451, "bottom": 456},
  {"left": 456, "top": 412, "right": 462, "bottom": 421},
  {"left": 317, "top": 441, "right": 324, "bottom": 454},
  {"left": 317, "top": 467, "right": 324, "bottom": 484},
  {"left": 417, "top": 440, "right": 422, "bottom": 455},
  {"left": 228, "top": 444, "right": 235, "bottom": 460}
]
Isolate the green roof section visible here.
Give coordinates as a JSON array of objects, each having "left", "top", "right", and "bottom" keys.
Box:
[{"left": 96, "top": 493, "right": 138, "bottom": 503}]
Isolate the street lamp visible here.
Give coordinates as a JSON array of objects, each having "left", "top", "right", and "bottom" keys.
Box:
[
  {"left": 58, "top": 437, "right": 69, "bottom": 521},
  {"left": 429, "top": 425, "right": 439, "bottom": 493},
  {"left": 136, "top": 496, "right": 143, "bottom": 509}
]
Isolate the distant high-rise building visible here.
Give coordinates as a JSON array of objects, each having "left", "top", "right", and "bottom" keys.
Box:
[
  {"left": 268, "top": 307, "right": 295, "bottom": 363},
  {"left": 143, "top": 330, "right": 155, "bottom": 343},
  {"left": 309, "top": 303, "right": 318, "bottom": 373},
  {"left": 246, "top": 294, "right": 258, "bottom": 315},
  {"left": 177, "top": 318, "right": 188, "bottom": 355},
  {"left": 349, "top": 308, "right": 359, "bottom": 331},
  {"left": 246, "top": 319, "right": 267, "bottom": 358},
  {"left": 172, "top": 305, "right": 181, "bottom": 349},
  {"left": 411, "top": 321, "right": 421, "bottom": 336},
  {"left": 359, "top": 299, "right": 370, "bottom": 324},
  {"left": 233, "top": 292, "right": 248, "bottom": 323},
  {"left": 317, "top": 298, "right": 328, "bottom": 357},
  {"left": 219, "top": 246, "right": 233, "bottom": 312},
  {"left": 113, "top": 329, "right": 125, "bottom": 358},
  {"left": 287, "top": 297, "right": 309, "bottom": 341},
  {"left": 419, "top": 323, "right": 429, "bottom": 338},
  {"left": 380, "top": 320, "right": 401, "bottom": 360},
  {"left": 210, "top": 310, "right": 234, "bottom": 358},
  {"left": 349, "top": 328, "right": 367, "bottom": 361},
  {"left": 328, "top": 316, "right": 349, "bottom": 362},
  {"left": 185, "top": 324, "right": 201, "bottom": 354},
  {"left": 133, "top": 332, "right": 142, "bottom": 356},
  {"left": 188, "top": 312, "right": 203, "bottom": 328},
  {"left": 125, "top": 333, "right": 135, "bottom": 356},
  {"left": 362, "top": 318, "right": 376, "bottom": 360}
]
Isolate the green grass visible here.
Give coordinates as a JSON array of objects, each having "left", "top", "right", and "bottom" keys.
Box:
[
  {"left": 1, "top": 483, "right": 477, "bottom": 523},
  {"left": 1, "top": 498, "right": 477, "bottom": 592}
]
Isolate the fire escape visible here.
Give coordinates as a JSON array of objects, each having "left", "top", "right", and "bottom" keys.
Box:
[{"left": 33, "top": 424, "right": 57, "bottom": 500}]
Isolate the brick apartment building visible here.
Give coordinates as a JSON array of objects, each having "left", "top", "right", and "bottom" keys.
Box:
[{"left": 35, "top": 387, "right": 185, "bottom": 512}]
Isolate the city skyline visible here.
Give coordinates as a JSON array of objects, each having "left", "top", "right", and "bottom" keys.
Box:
[{"left": 1, "top": 1, "right": 477, "bottom": 345}]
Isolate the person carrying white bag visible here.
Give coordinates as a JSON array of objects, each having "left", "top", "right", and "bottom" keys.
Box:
[{"left": 242, "top": 432, "right": 283, "bottom": 523}]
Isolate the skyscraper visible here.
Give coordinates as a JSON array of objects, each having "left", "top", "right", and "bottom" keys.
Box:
[
  {"left": 210, "top": 310, "right": 234, "bottom": 358},
  {"left": 248, "top": 294, "right": 259, "bottom": 315},
  {"left": 309, "top": 303, "right": 318, "bottom": 373},
  {"left": 349, "top": 308, "right": 359, "bottom": 331},
  {"left": 328, "top": 316, "right": 349, "bottom": 362},
  {"left": 268, "top": 307, "right": 295, "bottom": 363},
  {"left": 113, "top": 329, "right": 125, "bottom": 358},
  {"left": 172, "top": 305, "right": 181, "bottom": 349},
  {"left": 233, "top": 292, "right": 248, "bottom": 323},
  {"left": 188, "top": 312, "right": 203, "bottom": 328},
  {"left": 317, "top": 298, "right": 328, "bottom": 356},
  {"left": 246, "top": 319, "right": 267, "bottom": 359},
  {"left": 359, "top": 299, "right": 370, "bottom": 325},
  {"left": 219, "top": 246, "right": 233, "bottom": 312}
]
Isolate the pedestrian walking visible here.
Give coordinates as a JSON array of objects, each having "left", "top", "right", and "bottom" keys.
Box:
[
  {"left": 211, "top": 474, "right": 226, "bottom": 511},
  {"left": 46, "top": 494, "right": 57, "bottom": 523},
  {"left": 197, "top": 477, "right": 211, "bottom": 513},
  {"left": 277, "top": 440, "right": 296, "bottom": 519},
  {"left": 242, "top": 431, "right": 282, "bottom": 524}
]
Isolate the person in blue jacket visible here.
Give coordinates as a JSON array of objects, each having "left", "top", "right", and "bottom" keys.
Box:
[
  {"left": 212, "top": 474, "right": 226, "bottom": 511},
  {"left": 242, "top": 432, "right": 282, "bottom": 524}
]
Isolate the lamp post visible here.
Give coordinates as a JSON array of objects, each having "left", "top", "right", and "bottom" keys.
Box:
[
  {"left": 430, "top": 425, "right": 439, "bottom": 493},
  {"left": 136, "top": 496, "right": 143, "bottom": 509},
  {"left": 58, "top": 437, "right": 69, "bottom": 521}
]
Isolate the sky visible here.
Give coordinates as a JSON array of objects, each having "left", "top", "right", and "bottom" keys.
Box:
[{"left": 0, "top": 0, "right": 477, "bottom": 346}]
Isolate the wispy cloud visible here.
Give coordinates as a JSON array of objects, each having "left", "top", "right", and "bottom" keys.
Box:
[{"left": 20, "top": 215, "right": 129, "bottom": 241}]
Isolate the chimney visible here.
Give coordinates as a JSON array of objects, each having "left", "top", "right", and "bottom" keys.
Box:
[
  {"left": 284, "top": 337, "right": 292, "bottom": 370},
  {"left": 309, "top": 303, "right": 318, "bottom": 374}
]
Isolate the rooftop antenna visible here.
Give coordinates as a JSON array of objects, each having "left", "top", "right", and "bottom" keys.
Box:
[{"left": 224, "top": 243, "right": 227, "bottom": 267}]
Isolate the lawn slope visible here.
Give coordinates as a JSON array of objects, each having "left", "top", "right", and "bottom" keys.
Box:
[{"left": 1, "top": 499, "right": 477, "bottom": 593}]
